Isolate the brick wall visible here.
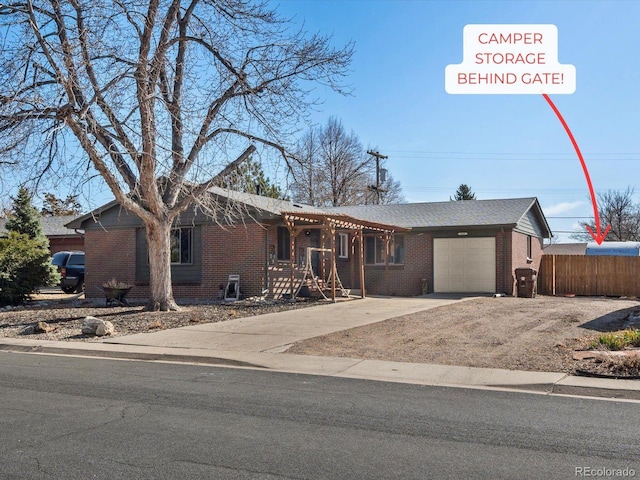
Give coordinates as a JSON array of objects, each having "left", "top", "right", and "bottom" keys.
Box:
[
  {"left": 336, "top": 232, "right": 432, "bottom": 296},
  {"left": 203, "top": 222, "right": 268, "bottom": 299},
  {"left": 86, "top": 220, "right": 545, "bottom": 300},
  {"left": 510, "top": 231, "right": 543, "bottom": 296},
  {"left": 495, "top": 231, "right": 510, "bottom": 294},
  {"left": 85, "top": 223, "right": 269, "bottom": 301},
  {"left": 85, "top": 228, "right": 136, "bottom": 299}
]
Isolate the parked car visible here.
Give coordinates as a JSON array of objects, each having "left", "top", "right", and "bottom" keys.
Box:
[{"left": 51, "top": 251, "right": 85, "bottom": 294}]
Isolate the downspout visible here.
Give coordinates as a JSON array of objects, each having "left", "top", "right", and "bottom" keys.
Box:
[
  {"left": 502, "top": 227, "right": 508, "bottom": 295},
  {"left": 263, "top": 226, "right": 269, "bottom": 296}
]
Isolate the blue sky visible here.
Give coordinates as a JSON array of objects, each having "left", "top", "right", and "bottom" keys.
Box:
[{"left": 272, "top": 0, "right": 640, "bottom": 242}]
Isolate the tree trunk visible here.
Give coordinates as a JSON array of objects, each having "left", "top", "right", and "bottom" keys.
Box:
[{"left": 144, "top": 219, "right": 181, "bottom": 311}]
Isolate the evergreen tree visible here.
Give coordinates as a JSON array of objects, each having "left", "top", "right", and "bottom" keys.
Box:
[
  {"left": 225, "top": 158, "right": 287, "bottom": 199},
  {"left": 452, "top": 184, "right": 476, "bottom": 201},
  {"left": 5, "top": 187, "right": 45, "bottom": 239},
  {"left": 0, "top": 187, "right": 58, "bottom": 306},
  {"left": 41, "top": 193, "right": 83, "bottom": 216}
]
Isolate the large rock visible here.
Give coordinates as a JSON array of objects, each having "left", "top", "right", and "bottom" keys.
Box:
[{"left": 82, "top": 316, "right": 115, "bottom": 336}]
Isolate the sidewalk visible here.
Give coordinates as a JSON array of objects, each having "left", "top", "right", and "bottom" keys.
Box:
[{"left": 1, "top": 295, "right": 639, "bottom": 400}]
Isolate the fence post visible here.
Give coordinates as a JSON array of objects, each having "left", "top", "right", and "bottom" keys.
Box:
[{"left": 552, "top": 254, "right": 556, "bottom": 296}]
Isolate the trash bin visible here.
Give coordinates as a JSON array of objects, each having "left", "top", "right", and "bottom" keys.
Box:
[{"left": 515, "top": 268, "right": 537, "bottom": 298}]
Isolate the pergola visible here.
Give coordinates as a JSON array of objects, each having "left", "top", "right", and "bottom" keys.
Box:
[{"left": 280, "top": 211, "right": 407, "bottom": 301}]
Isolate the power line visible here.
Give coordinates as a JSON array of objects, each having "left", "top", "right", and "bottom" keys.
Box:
[{"left": 385, "top": 149, "right": 640, "bottom": 157}]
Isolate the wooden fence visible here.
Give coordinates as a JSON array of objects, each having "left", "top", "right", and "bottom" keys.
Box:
[{"left": 538, "top": 255, "right": 640, "bottom": 297}]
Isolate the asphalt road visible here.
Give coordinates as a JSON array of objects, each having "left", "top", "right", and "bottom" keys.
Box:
[{"left": 0, "top": 352, "right": 638, "bottom": 479}]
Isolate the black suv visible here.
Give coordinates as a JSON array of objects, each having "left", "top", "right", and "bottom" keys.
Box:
[{"left": 51, "top": 251, "right": 85, "bottom": 294}]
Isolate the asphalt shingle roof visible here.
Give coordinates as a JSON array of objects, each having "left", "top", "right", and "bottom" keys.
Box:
[
  {"left": 207, "top": 186, "right": 325, "bottom": 217},
  {"left": 329, "top": 198, "right": 540, "bottom": 229},
  {"left": 65, "top": 188, "right": 550, "bottom": 238},
  {"left": 0, "top": 215, "right": 80, "bottom": 237}
]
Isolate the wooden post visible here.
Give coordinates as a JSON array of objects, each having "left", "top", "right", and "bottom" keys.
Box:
[
  {"left": 330, "top": 223, "right": 336, "bottom": 302},
  {"left": 283, "top": 216, "right": 296, "bottom": 300},
  {"left": 384, "top": 233, "right": 391, "bottom": 296},
  {"left": 359, "top": 230, "right": 365, "bottom": 298},
  {"left": 350, "top": 233, "right": 356, "bottom": 294},
  {"left": 320, "top": 227, "right": 326, "bottom": 283},
  {"left": 552, "top": 254, "right": 556, "bottom": 296}
]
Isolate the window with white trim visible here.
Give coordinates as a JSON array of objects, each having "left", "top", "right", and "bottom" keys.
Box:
[{"left": 337, "top": 233, "right": 349, "bottom": 259}]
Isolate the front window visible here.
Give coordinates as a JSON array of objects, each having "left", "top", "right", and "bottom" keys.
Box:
[
  {"left": 364, "top": 234, "right": 404, "bottom": 265},
  {"left": 170, "top": 228, "right": 192, "bottom": 264}
]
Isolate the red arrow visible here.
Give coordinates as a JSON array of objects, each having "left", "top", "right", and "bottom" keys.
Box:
[{"left": 542, "top": 93, "right": 611, "bottom": 244}]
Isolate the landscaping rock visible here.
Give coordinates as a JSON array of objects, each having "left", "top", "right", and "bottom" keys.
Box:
[
  {"left": 34, "top": 321, "right": 55, "bottom": 333},
  {"left": 82, "top": 317, "right": 115, "bottom": 336},
  {"left": 20, "top": 325, "right": 35, "bottom": 335}
]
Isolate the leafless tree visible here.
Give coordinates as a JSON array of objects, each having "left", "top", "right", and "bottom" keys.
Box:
[
  {"left": 0, "top": 0, "right": 352, "bottom": 310},
  {"left": 571, "top": 187, "right": 640, "bottom": 241},
  {"left": 291, "top": 117, "right": 404, "bottom": 206}
]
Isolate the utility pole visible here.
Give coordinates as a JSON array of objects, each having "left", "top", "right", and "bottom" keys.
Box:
[{"left": 367, "top": 150, "right": 388, "bottom": 204}]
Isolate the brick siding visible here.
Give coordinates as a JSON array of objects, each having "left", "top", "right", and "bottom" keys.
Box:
[{"left": 85, "top": 220, "right": 543, "bottom": 300}]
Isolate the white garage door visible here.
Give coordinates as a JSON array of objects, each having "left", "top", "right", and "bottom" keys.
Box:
[{"left": 433, "top": 237, "right": 496, "bottom": 293}]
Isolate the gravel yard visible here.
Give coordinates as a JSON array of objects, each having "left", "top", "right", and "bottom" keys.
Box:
[{"left": 0, "top": 290, "right": 321, "bottom": 342}]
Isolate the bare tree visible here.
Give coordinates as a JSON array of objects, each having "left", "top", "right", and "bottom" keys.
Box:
[
  {"left": 571, "top": 187, "right": 640, "bottom": 241},
  {"left": 0, "top": 0, "right": 352, "bottom": 310},
  {"left": 291, "top": 117, "right": 403, "bottom": 206}
]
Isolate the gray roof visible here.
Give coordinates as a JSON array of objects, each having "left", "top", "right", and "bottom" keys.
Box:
[
  {"left": 65, "top": 188, "right": 552, "bottom": 238},
  {"left": 65, "top": 187, "right": 326, "bottom": 230},
  {"left": 0, "top": 215, "right": 80, "bottom": 237},
  {"left": 329, "top": 198, "right": 549, "bottom": 231},
  {"left": 207, "top": 187, "right": 325, "bottom": 217}
]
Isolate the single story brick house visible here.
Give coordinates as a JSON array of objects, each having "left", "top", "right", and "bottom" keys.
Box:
[{"left": 66, "top": 188, "right": 551, "bottom": 300}]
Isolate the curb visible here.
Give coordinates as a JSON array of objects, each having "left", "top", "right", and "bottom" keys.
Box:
[
  {"left": 0, "top": 343, "right": 264, "bottom": 369},
  {"left": 0, "top": 341, "right": 638, "bottom": 401}
]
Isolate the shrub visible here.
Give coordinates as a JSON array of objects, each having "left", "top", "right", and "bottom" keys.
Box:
[
  {"left": 0, "top": 232, "right": 59, "bottom": 306},
  {"left": 589, "top": 329, "right": 640, "bottom": 351},
  {"left": 103, "top": 278, "right": 132, "bottom": 290}
]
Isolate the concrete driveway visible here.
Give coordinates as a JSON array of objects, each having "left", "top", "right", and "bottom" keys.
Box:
[{"left": 104, "top": 295, "right": 468, "bottom": 353}]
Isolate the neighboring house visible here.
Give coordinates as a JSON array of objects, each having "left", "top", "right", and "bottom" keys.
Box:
[
  {"left": 543, "top": 243, "right": 587, "bottom": 255},
  {"left": 66, "top": 189, "right": 551, "bottom": 300},
  {"left": 0, "top": 215, "right": 84, "bottom": 254}
]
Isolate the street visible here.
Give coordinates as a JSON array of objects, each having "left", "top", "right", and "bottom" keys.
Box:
[{"left": 0, "top": 351, "right": 638, "bottom": 479}]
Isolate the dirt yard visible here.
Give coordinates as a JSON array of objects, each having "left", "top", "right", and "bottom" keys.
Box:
[{"left": 287, "top": 295, "right": 640, "bottom": 374}]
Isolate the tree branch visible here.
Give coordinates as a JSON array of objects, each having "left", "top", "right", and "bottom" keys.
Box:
[{"left": 172, "top": 144, "right": 256, "bottom": 213}]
